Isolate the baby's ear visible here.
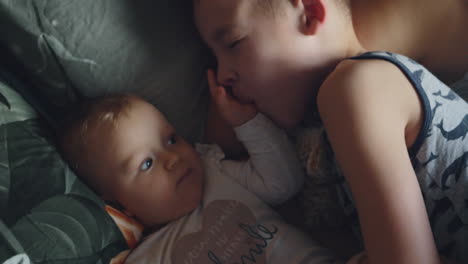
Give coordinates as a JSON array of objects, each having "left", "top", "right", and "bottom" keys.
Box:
[{"left": 300, "top": 0, "right": 326, "bottom": 35}]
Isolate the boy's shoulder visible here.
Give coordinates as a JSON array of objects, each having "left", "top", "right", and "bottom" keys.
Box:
[
  {"left": 322, "top": 58, "right": 408, "bottom": 94},
  {"left": 317, "top": 57, "right": 417, "bottom": 124},
  {"left": 319, "top": 58, "right": 413, "bottom": 101}
]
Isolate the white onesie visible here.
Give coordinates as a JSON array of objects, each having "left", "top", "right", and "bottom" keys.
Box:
[{"left": 126, "top": 114, "right": 343, "bottom": 264}]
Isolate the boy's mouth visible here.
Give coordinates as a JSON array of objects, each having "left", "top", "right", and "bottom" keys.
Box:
[
  {"left": 224, "top": 85, "right": 235, "bottom": 98},
  {"left": 177, "top": 168, "right": 193, "bottom": 186}
]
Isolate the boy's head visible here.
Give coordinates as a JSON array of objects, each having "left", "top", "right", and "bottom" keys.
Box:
[
  {"left": 61, "top": 94, "right": 204, "bottom": 227},
  {"left": 194, "top": 0, "right": 352, "bottom": 129}
]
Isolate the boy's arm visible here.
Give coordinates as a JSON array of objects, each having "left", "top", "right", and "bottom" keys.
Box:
[
  {"left": 221, "top": 113, "right": 304, "bottom": 206},
  {"left": 319, "top": 60, "right": 441, "bottom": 264}
]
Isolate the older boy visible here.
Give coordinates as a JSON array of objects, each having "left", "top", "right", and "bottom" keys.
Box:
[{"left": 194, "top": 0, "right": 468, "bottom": 263}]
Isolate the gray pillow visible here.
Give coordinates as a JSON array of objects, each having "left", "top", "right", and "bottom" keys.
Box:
[{"left": 0, "top": 0, "right": 211, "bottom": 143}]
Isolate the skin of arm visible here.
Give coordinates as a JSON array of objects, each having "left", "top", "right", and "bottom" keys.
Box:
[{"left": 317, "top": 59, "right": 441, "bottom": 264}]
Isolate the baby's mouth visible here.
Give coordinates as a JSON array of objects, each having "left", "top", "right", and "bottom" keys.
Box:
[{"left": 177, "top": 168, "right": 192, "bottom": 186}]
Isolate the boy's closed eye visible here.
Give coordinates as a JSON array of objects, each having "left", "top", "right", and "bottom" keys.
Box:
[{"left": 228, "top": 38, "right": 242, "bottom": 49}]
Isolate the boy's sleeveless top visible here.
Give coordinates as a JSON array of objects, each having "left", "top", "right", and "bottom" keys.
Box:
[{"left": 335, "top": 51, "right": 468, "bottom": 262}]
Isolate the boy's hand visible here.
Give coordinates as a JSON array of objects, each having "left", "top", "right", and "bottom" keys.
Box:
[{"left": 207, "top": 69, "right": 257, "bottom": 127}]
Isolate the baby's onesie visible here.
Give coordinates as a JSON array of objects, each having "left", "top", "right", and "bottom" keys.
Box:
[{"left": 126, "top": 114, "right": 343, "bottom": 264}]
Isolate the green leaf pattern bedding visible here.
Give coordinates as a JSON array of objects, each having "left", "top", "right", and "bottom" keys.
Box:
[
  {"left": 0, "top": 1, "right": 214, "bottom": 261},
  {"left": 0, "top": 79, "right": 127, "bottom": 263}
]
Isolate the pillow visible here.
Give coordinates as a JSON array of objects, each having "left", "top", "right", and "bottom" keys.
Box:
[
  {"left": 105, "top": 205, "right": 144, "bottom": 264},
  {"left": 0, "top": 0, "right": 211, "bottom": 143},
  {"left": 0, "top": 71, "right": 127, "bottom": 263}
]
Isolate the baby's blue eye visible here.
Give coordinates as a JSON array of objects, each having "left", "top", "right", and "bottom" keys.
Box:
[
  {"left": 168, "top": 134, "right": 177, "bottom": 145},
  {"left": 140, "top": 158, "right": 153, "bottom": 171}
]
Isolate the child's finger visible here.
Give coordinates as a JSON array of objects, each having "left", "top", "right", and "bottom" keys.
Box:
[
  {"left": 207, "top": 69, "right": 219, "bottom": 95},
  {"left": 215, "top": 85, "right": 230, "bottom": 108},
  {"left": 206, "top": 70, "right": 234, "bottom": 106},
  {"left": 217, "top": 86, "right": 243, "bottom": 110},
  {"left": 207, "top": 70, "right": 226, "bottom": 106}
]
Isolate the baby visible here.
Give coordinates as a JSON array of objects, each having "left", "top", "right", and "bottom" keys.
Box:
[{"left": 60, "top": 92, "right": 343, "bottom": 264}]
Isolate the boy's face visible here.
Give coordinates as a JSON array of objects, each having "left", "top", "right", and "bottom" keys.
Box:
[
  {"left": 195, "top": 0, "right": 334, "bottom": 129},
  {"left": 88, "top": 98, "right": 204, "bottom": 227}
]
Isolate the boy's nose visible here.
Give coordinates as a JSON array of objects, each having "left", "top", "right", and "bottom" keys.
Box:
[
  {"left": 216, "top": 64, "right": 237, "bottom": 87},
  {"left": 163, "top": 151, "right": 180, "bottom": 171}
]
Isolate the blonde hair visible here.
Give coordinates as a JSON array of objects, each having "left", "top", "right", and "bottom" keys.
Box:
[
  {"left": 253, "top": 0, "right": 285, "bottom": 17},
  {"left": 257, "top": 0, "right": 350, "bottom": 17},
  {"left": 193, "top": 0, "right": 285, "bottom": 17},
  {"left": 59, "top": 93, "right": 137, "bottom": 194}
]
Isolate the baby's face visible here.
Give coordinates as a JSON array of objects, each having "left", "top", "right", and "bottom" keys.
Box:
[
  {"left": 194, "top": 0, "right": 332, "bottom": 129},
  {"left": 88, "top": 98, "right": 204, "bottom": 227}
]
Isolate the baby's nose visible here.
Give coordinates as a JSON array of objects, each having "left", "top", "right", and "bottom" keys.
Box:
[{"left": 164, "top": 151, "right": 180, "bottom": 171}]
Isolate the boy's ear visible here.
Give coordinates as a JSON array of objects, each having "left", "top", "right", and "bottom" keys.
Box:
[{"left": 297, "top": 0, "right": 326, "bottom": 35}]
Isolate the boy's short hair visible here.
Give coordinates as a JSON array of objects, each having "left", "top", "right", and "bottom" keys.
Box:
[
  {"left": 253, "top": 0, "right": 285, "bottom": 17},
  {"left": 253, "top": 0, "right": 349, "bottom": 18},
  {"left": 59, "top": 93, "right": 136, "bottom": 195},
  {"left": 194, "top": 0, "right": 349, "bottom": 16},
  {"left": 193, "top": 0, "right": 285, "bottom": 17}
]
